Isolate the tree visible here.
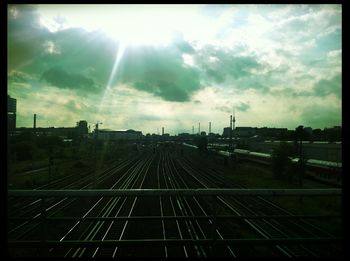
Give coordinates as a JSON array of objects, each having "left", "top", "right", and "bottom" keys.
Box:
[
  {"left": 194, "top": 136, "right": 208, "bottom": 154},
  {"left": 13, "top": 141, "right": 36, "bottom": 161},
  {"left": 271, "top": 142, "right": 294, "bottom": 179}
]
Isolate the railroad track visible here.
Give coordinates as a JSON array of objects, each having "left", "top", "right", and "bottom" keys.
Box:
[
  {"left": 8, "top": 145, "right": 342, "bottom": 257},
  {"left": 8, "top": 152, "right": 146, "bottom": 243}
]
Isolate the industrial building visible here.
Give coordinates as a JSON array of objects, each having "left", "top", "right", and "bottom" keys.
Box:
[
  {"left": 96, "top": 129, "right": 142, "bottom": 141},
  {"left": 223, "top": 126, "right": 288, "bottom": 138},
  {"left": 222, "top": 127, "right": 233, "bottom": 138},
  {"left": 234, "top": 127, "right": 256, "bottom": 137},
  {"left": 15, "top": 116, "right": 88, "bottom": 139}
]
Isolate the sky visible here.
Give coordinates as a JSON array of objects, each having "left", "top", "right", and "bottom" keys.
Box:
[{"left": 8, "top": 4, "right": 342, "bottom": 135}]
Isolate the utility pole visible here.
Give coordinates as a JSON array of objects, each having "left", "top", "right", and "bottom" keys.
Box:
[
  {"left": 296, "top": 125, "right": 304, "bottom": 188},
  {"left": 209, "top": 122, "right": 211, "bottom": 143},
  {"left": 48, "top": 143, "right": 53, "bottom": 185},
  {"left": 233, "top": 107, "right": 236, "bottom": 150},
  {"left": 229, "top": 115, "right": 233, "bottom": 152},
  {"left": 94, "top": 122, "right": 102, "bottom": 188}
]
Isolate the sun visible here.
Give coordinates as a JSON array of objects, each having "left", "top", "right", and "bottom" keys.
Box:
[
  {"left": 100, "top": 7, "right": 174, "bottom": 47},
  {"left": 37, "top": 4, "right": 207, "bottom": 48}
]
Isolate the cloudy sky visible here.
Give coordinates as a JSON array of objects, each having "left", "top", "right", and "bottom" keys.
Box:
[{"left": 8, "top": 4, "right": 341, "bottom": 135}]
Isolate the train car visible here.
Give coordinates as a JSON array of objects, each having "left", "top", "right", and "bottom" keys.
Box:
[
  {"left": 217, "top": 150, "right": 231, "bottom": 157},
  {"left": 233, "top": 148, "right": 342, "bottom": 186},
  {"left": 233, "top": 149, "right": 271, "bottom": 165},
  {"left": 182, "top": 143, "right": 342, "bottom": 186},
  {"left": 305, "top": 159, "right": 342, "bottom": 186},
  {"left": 232, "top": 149, "right": 251, "bottom": 161},
  {"left": 246, "top": 151, "right": 271, "bottom": 165},
  {"left": 182, "top": 142, "right": 198, "bottom": 149}
]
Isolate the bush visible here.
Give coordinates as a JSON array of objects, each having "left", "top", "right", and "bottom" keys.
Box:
[
  {"left": 74, "top": 161, "right": 85, "bottom": 168},
  {"left": 271, "top": 142, "right": 294, "bottom": 179},
  {"left": 13, "top": 141, "right": 36, "bottom": 161},
  {"left": 194, "top": 137, "right": 208, "bottom": 154}
]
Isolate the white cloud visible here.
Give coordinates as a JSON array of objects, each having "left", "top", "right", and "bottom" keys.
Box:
[
  {"left": 182, "top": 54, "right": 195, "bottom": 67},
  {"left": 43, "top": 40, "right": 61, "bottom": 54}
]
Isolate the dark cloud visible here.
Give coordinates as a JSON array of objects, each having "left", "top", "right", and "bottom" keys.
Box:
[
  {"left": 8, "top": 5, "right": 121, "bottom": 92},
  {"left": 226, "top": 56, "right": 261, "bottom": 79},
  {"left": 206, "top": 69, "right": 225, "bottom": 84},
  {"left": 41, "top": 67, "right": 97, "bottom": 92},
  {"left": 216, "top": 102, "right": 250, "bottom": 113},
  {"left": 313, "top": 73, "right": 341, "bottom": 98},
  {"left": 116, "top": 45, "right": 201, "bottom": 102},
  {"left": 64, "top": 100, "right": 79, "bottom": 111},
  {"left": 194, "top": 46, "right": 269, "bottom": 93},
  {"left": 236, "top": 102, "right": 250, "bottom": 112},
  {"left": 8, "top": 5, "right": 50, "bottom": 71},
  {"left": 8, "top": 5, "right": 202, "bottom": 102},
  {"left": 134, "top": 81, "right": 189, "bottom": 102},
  {"left": 139, "top": 114, "right": 162, "bottom": 121},
  {"left": 8, "top": 71, "right": 31, "bottom": 83},
  {"left": 215, "top": 105, "right": 231, "bottom": 113},
  {"left": 301, "top": 104, "right": 341, "bottom": 128},
  {"left": 172, "top": 31, "right": 195, "bottom": 54}
]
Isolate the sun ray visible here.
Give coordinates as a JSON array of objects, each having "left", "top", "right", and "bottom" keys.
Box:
[{"left": 98, "top": 42, "right": 127, "bottom": 118}]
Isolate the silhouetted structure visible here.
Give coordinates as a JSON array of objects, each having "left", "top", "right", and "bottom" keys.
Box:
[
  {"left": 234, "top": 127, "right": 256, "bottom": 137},
  {"left": 33, "top": 114, "right": 36, "bottom": 129},
  {"left": 15, "top": 119, "right": 89, "bottom": 139},
  {"left": 77, "top": 120, "right": 88, "bottom": 136},
  {"left": 222, "top": 127, "right": 233, "bottom": 138},
  {"left": 8, "top": 95, "right": 16, "bottom": 133},
  {"left": 97, "top": 129, "right": 142, "bottom": 141}
]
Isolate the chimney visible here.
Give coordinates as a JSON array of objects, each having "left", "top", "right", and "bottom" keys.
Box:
[
  {"left": 34, "top": 114, "right": 36, "bottom": 129},
  {"left": 209, "top": 122, "right": 211, "bottom": 134},
  {"left": 162, "top": 127, "right": 164, "bottom": 136},
  {"left": 230, "top": 115, "right": 232, "bottom": 130}
]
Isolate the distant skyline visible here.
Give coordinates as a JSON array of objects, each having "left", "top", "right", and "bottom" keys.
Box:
[{"left": 8, "top": 4, "right": 341, "bottom": 135}]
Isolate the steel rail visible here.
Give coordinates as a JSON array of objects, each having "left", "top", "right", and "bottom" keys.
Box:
[
  {"left": 68, "top": 153, "right": 155, "bottom": 257},
  {"left": 179, "top": 147, "right": 341, "bottom": 257},
  {"left": 53, "top": 153, "right": 151, "bottom": 257},
  {"left": 157, "top": 154, "right": 168, "bottom": 257},
  {"left": 111, "top": 153, "right": 156, "bottom": 258},
  {"left": 10, "top": 214, "right": 341, "bottom": 222},
  {"left": 9, "top": 237, "right": 341, "bottom": 248},
  {"left": 8, "top": 188, "right": 341, "bottom": 197},
  {"left": 161, "top": 151, "right": 189, "bottom": 257},
  {"left": 170, "top": 152, "right": 225, "bottom": 256},
  {"left": 8, "top": 147, "right": 342, "bottom": 257},
  {"left": 8, "top": 153, "right": 142, "bottom": 230},
  {"left": 8, "top": 153, "right": 145, "bottom": 240},
  {"left": 165, "top": 151, "right": 207, "bottom": 257},
  {"left": 174, "top": 154, "right": 238, "bottom": 256}
]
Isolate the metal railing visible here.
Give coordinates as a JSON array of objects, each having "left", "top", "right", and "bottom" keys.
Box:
[{"left": 8, "top": 189, "right": 342, "bottom": 248}]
